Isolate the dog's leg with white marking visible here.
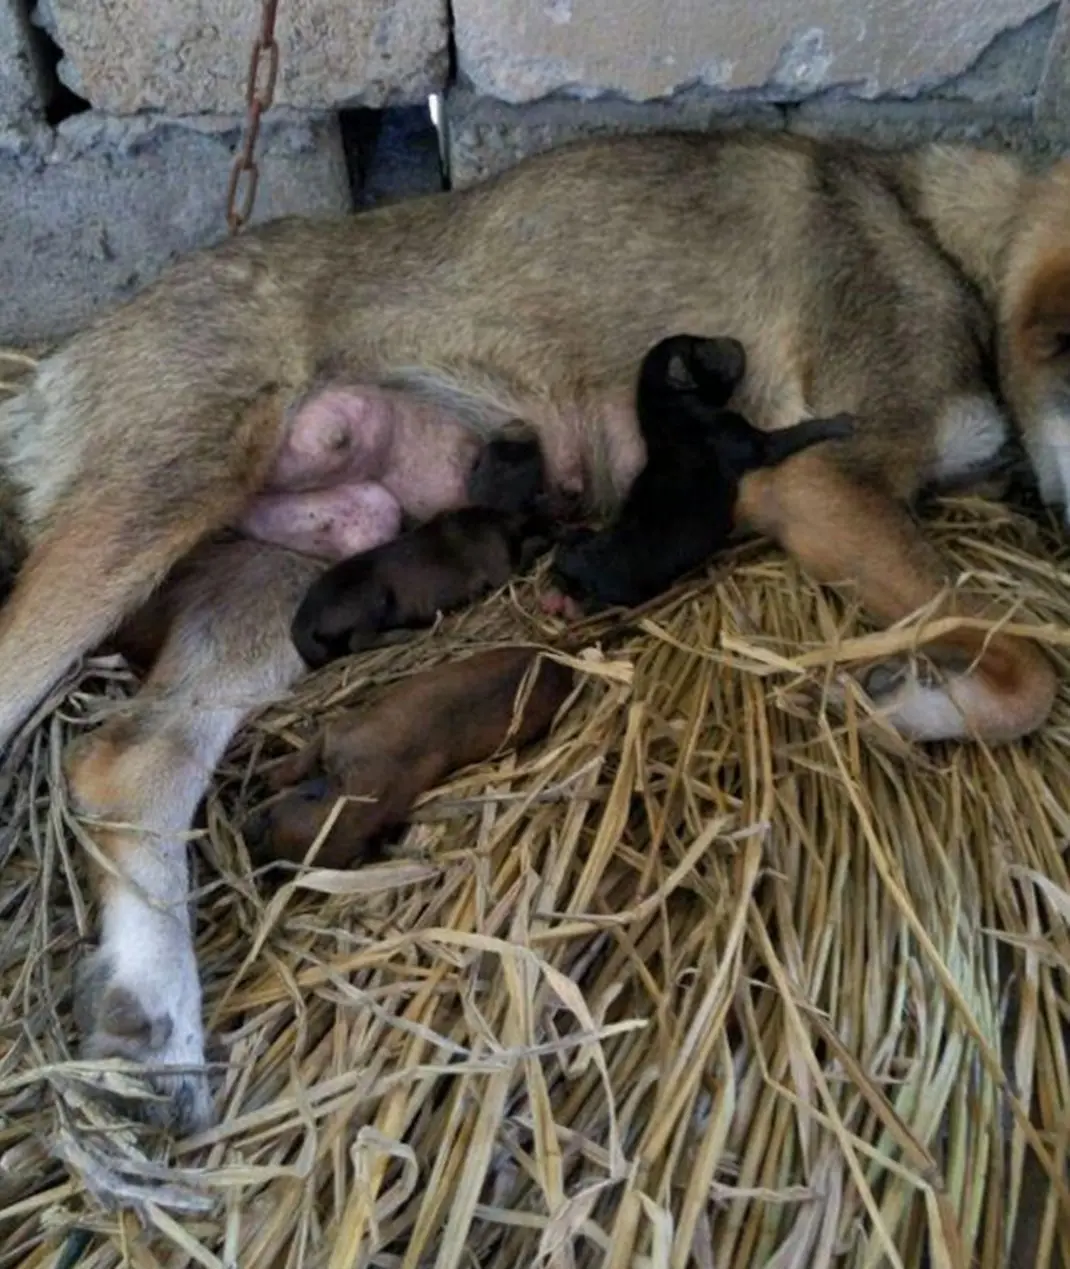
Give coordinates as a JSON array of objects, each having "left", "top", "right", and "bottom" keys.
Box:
[
  {"left": 737, "top": 448, "right": 1057, "bottom": 744},
  {"left": 66, "top": 539, "right": 322, "bottom": 1130}
]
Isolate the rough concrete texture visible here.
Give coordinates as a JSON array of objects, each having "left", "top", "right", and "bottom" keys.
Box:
[
  {"left": 788, "top": 96, "right": 1070, "bottom": 164},
  {"left": 0, "top": 111, "right": 351, "bottom": 347},
  {"left": 446, "top": 87, "right": 785, "bottom": 188},
  {"left": 1038, "top": 1, "right": 1070, "bottom": 124},
  {"left": 32, "top": 0, "right": 448, "bottom": 114},
  {"left": 446, "top": 77, "right": 1070, "bottom": 192},
  {"left": 0, "top": 0, "right": 47, "bottom": 122},
  {"left": 453, "top": 0, "right": 1059, "bottom": 106},
  {"left": 784, "top": 1, "right": 1069, "bottom": 162}
]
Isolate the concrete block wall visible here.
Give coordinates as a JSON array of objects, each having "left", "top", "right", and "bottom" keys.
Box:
[
  {"left": 0, "top": 0, "right": 448, "bottom": 346},
  {"left": 2, "top": 0, "right": 1068, "bottom": 345},
  {"left": 446, "top": 0, "right": 1070, "bottom": 185}
]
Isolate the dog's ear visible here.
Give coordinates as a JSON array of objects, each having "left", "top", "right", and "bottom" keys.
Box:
[
  {"left": 687, "top": 337, "right": 747, "bottom": 405},
  {"left": 1015, "top": 255, "right": 1070, "bottom": 363}
]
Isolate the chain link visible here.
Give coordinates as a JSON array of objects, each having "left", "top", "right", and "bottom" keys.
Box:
[{"left": 226, "top": 0, "right": 281, "bottom": 234}]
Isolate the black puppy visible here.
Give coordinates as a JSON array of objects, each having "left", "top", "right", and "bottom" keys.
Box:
[
  {"left": 550, "top": 334, "right": 854, "bottom": 613},
  {"left": 292, "top": 429, "right": 551, "bottom": 668}
]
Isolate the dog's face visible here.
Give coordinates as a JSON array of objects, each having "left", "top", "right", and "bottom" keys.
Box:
[{"left": 1001, "top": 159, "right": 1070, "bottom": 515}]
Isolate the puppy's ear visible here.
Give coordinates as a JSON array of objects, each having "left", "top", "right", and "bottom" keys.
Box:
[
  {"left": 688, "top": 337, "right": 747, "bottom": 406},
  {"left": 666, "top": 353, "right": 696, "bottom": 391}
]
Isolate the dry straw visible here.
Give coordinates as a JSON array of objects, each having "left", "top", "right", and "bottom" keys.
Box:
[{"left": 1, "top": 347, "right": 1069, "bottom": 1268}]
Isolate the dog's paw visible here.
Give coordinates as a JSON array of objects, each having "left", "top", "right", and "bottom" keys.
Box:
[
  {"left": 785, "top": 657, "right": 963, "bottom": 748},
  {"left": 74, "top": 949, "right": 215, "bottom": 1133}
]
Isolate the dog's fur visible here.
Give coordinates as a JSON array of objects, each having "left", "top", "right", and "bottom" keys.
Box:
[
  {"left": 550, "top": 333, "right": 855, "bottom": 612},
  {"left": 248, "top": 648, "right": 574, "bottom": 869},
  {"left": 291, "top": 430, "right": 550, "bottom": 667},
  {"left": 2, "top": 129, "right": 1069, "bottom": 1129}
]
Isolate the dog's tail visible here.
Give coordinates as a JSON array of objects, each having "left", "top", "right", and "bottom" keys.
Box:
[{"left": 761, "top": 413, "right": 855, "bottom": 468}]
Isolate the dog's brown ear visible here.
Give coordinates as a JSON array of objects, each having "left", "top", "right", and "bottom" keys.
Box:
[{"left": 1016, "top": 254, "right": 1070, "bottom": 362}]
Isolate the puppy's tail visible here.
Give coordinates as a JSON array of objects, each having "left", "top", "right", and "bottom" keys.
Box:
[{"left": 761, "top": 413, "right": 855, "bottom": 468}]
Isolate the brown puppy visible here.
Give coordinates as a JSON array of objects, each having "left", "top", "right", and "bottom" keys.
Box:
[
  {"left": 7, "top": 129, "right": 1066, "bottom": 1128},
  {"left": 248, "top": 647, "right": 574, "bottom": 869},
  {"left": 291, "top": 431, "right": 552, "bottom": 668},
  {"left": 291, "top": 506, "right": 550, "bottom": 667}
]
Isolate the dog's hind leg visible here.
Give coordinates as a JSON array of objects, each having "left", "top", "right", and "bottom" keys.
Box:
[
  {"left": 65, "top": 538, "right": 322, "bottom": 1131},
  {"left": 736, "top": 449, "right": 1057, "bottom": 744},
  {"left": 0, "top": 391, "right": 286, "bottom": 758}
]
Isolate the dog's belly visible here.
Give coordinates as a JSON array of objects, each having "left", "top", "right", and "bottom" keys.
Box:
[
  {"left": 238, "top": 385, "right": 490, "bottom": 560},
  {"left": 240, "top": 483, "right": 403, "bottom": 559},
  {"left": 236, "top": 381, "right": 625, "bottom": 560}
]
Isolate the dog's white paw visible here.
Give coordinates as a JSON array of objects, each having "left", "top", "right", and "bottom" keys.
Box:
[
  {"left": 74, "top": 947, "right": 214, "bottom": 1133},
  {"left": 790, "top": 656, "right": 967, "bottom": 745}
]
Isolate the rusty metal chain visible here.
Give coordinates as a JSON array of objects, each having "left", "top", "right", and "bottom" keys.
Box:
[{"left": 226, "top": 0, "right": 281, "bottom": 234}]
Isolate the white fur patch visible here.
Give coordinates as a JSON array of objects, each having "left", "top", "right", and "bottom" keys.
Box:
[
  {"left": 929, "top": 395, "right": 1009, "bottom": 485},
  {"left": 873, "top": 679, "right": 971, "bottom": 741},
  {"left": 1023, "top": 404, "right": 1070, "bottom": 513}
]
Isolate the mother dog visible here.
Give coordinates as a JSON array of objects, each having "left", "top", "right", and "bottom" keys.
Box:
[{"left": 0, "top": 130, "right": 1067, "bottom": 1130}]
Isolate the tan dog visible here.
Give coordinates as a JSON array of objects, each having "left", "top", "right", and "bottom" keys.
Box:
[{"left": 1, "top": 130, "right": 1068, "bottom": 1129}]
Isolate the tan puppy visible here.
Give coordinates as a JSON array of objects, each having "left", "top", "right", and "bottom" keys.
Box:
[{"left": 249, "top": 647, "right": 574, "bottom": 869}]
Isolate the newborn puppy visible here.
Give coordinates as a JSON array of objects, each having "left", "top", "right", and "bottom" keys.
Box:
[
  {"left": 247, "top": 648, "right": 574, "bottom": 869},
  {"left": 292, "top": 430, "right": 551, "bottom": 669},
  {"left": 550, "top": 334, "right": 854, "bottom": 613},
  {"left": 466, "top": 425, "right": 548, "bottom": 516}
]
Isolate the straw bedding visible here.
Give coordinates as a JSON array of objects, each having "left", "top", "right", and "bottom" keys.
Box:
[{"left": 2, "top": 347, "right": 1070, "bottom": 1268}]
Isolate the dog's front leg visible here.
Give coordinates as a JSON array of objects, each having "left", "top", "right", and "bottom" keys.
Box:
[
  {"left": 65, "top": 539, "right": 322, "bottom": 1131},
  {"left": 736, "top": 448, "right": 1057, "bottom": 744}
]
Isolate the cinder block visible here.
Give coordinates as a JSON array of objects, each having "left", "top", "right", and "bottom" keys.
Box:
[
  {"left": 787, "top": 96, "right": 1070, "bottom": 163},
  {"left": 1, "top": 0, "right": 46, "bottom": 123},
  {"left": 1037, "top": 1, "right": 1070, "bottom": 127},
  {"left": 32, "top": 0, "right": 448, "bottom": 114},
  {"left": 445, "top": 87, "right": 785, "bottom": 189},
  {"left": 452, "top": 0, "right": 1058, "bottom": 106},
  {"left": 0, "top": 110, "right": 352, "bottom": 347}
]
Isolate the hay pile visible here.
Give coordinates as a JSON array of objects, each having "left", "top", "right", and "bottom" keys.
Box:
[{"left": 2, "top": 348, "right": 1070, "bottom": 1267}]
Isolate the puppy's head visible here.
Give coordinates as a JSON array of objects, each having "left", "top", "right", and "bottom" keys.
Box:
[
  {"left": 640, "top": 334, "right": 747, "bottom": 417},
  {"left": 247, "top": 774, "right": 389, "bottom": 871},
  {"left": 291, "top": 564, "right": 395, "bottom": 670},
  {"left": 467, "top": 426, "right": 547, "bottom": 515},
  {"left": 549, "top": 527, "right": 628, "bottom": 614}
]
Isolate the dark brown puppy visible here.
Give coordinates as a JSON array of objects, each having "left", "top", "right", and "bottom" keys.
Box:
[
  {"left": 291, "top": 432, "right": 552, "bottom": 668},
  {"left": 248, "top": 647, "right": 574, "bottom": 869}
]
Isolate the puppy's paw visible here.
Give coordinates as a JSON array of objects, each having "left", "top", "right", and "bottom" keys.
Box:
[
  {"left": 74, "top": 949, "right": 214, "bottom": 1133},
  {"left": 540, "top": 589, "right": 586, "bottom": 621}
]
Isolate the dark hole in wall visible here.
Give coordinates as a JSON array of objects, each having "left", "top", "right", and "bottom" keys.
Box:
[
  {"left": 22, "top": 6, "right": 91, "bottom": 126},
  {"left": 339, "top": 103, "right": 446, "bottom": 210}
]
